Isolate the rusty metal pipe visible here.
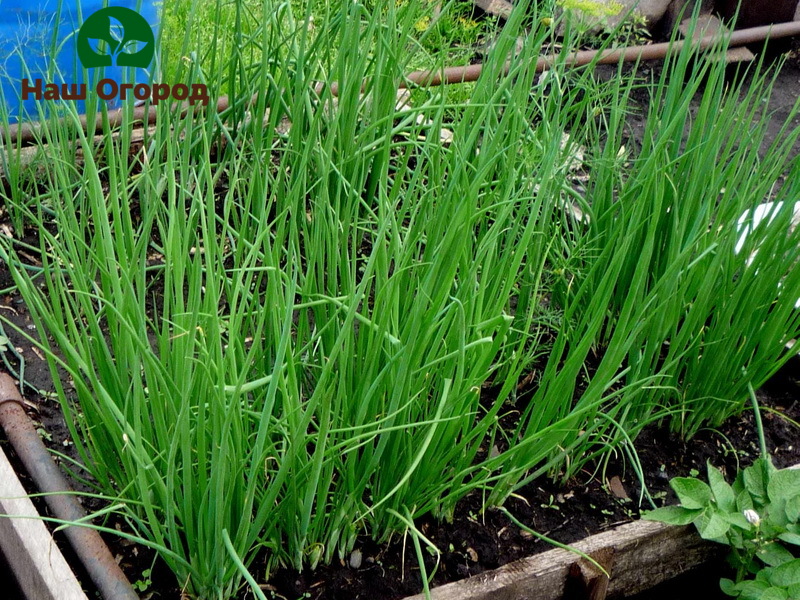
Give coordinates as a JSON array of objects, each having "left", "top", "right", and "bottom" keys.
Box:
[
  {"left": 374, "top": 19, "right": 800, "bottom": 92},
  {"left": 0, "top": 373, "right": 139, "bottom": 600}
]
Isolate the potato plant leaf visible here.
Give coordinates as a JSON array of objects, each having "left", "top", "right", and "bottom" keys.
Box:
[
  {"left": 767, "top": 469, "right": 800, "bottom": 504},
  {"left": 744, "top": 461, "right": 769, "bottom": 503},
  {"left": 721, "top": 511, "right": 751, "bottom": 530},
  {"left": 759, "top": 587, "right": 788, "bottom": 600},
  {"left": 787, "top": 497, "right": 800, "bottom": 523},
  {"left": 671, "top": 477, "right": 713, "bottom": 509},
  {"left": 757, "top": 542, "right": 795, "bottom": 567},
  {"left": 720, "top": 578, "right": 737, "bottom": 596},
  {"left": 766, "top": 560, "right": 800, "bottom": 588},
  {"left": 708, "top": 462, "right": 736, "bottom": 512},
  {"left": 697, "top": 510, "right": 730, "bottom": 541},
  {"left": 642, "top": 505, "right": 702, "bottom": 525},
  {"left": 737, "top": 488, "right": 755, "bottom": 513},
  {"left": 736, "top": 579, "right": 770, "bottom": 599},
  {"left": 778, "top": 533, "right": 800, "bottom": 547}
]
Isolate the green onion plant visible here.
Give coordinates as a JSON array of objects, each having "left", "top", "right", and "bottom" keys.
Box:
[{"left": 0, "top": 1, "right": 799, "bottom": 598}]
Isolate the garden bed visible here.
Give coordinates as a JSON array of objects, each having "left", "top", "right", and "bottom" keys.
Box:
[
  {"left": 2, "top": 345, "right": 799, "bottom": 600},
  {"left": 0, "top": 4, "right": 800, "bottom": 600},
  {"left": 1, "top": 259, "right": 798, "bottom": 600},
  {"left": 0, "top": 443, "right": 87, "bottom": 600},
  {"left": 270, "top": 370, "right": 800, "bottom": 600}
]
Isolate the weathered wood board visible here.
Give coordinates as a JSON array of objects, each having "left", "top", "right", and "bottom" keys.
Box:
[
  {"left": 0, "top": 445, "right": 88, "bottom": 600},
  {"left": 402, "top": 518, "right": 723, "bottom": 600}
]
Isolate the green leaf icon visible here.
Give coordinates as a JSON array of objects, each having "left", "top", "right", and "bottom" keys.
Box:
[
  {"left": 77, "top": 6, "right": 155, "bottom": 69},
  {"left": 119, "top": 40, "right": 143, "bottom": 56}
]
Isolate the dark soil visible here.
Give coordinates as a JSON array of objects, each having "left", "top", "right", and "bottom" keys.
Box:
[
  {"left": 627, "top": 559, "right": 731, "bottom": 600},
  {"left": 0, "top": 34, "right": 799, "bottom": 600},
  {"left": 1, "top": 259, "right": 799, "bottom": 600},
  {"left": 0, "top": 546, "right": 25, "bottom": 600},
  {"left": 5, "top": 283, "right": 797, "bottom": 600}
]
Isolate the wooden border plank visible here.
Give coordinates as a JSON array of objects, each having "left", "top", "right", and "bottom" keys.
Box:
[
  {"left": 0, "top": 445, "right": 88, "bottom": 600},
  {"left": 402, "top": 518, "right": 723, "bottom": 600}
]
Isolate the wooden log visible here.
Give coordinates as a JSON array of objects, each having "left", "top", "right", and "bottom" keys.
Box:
[
  {"left": 0, "top": 445, "right": 88, "bottom": 600},
  {"left": 402, "top": 518, "right": 723, "bottom": 600},
  {"left": 566, "top": 547, "right": 614, "bottom": 600}
]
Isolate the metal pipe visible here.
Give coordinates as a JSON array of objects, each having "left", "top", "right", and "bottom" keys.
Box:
[
  {"left": 370, "top": 19, "right": 800, "bottom": 92},
  {"left": 0, "top": 373, "right": 139, "bottom": 600}
]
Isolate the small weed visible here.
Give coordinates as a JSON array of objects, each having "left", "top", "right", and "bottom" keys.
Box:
[
  {"left": 132, "top": 569, "right": 152, "bottom": 594},
  {"left": 541, "top": 494, "right": 561, "bottom": 511}
]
